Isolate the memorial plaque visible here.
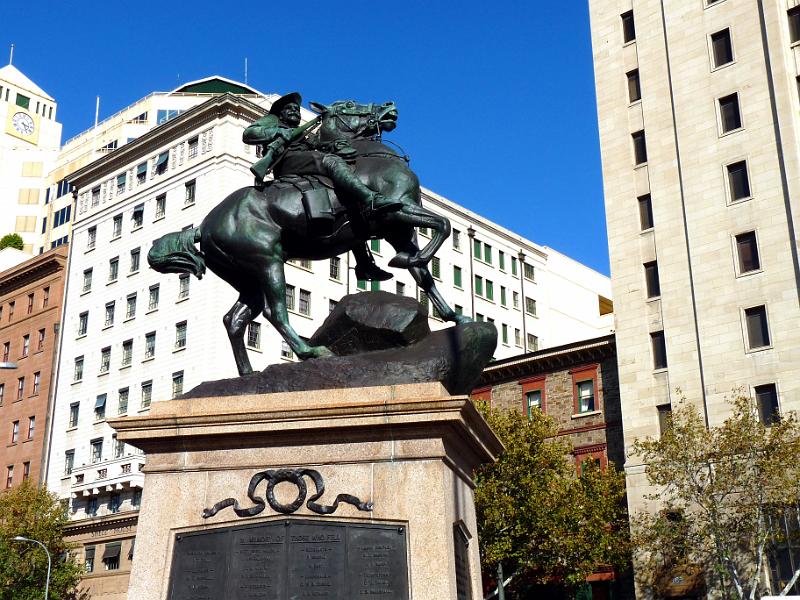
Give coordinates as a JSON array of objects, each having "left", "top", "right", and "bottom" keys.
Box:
[
  {"left": 168, "top": 520, "right": 409, "bottom": 599},
  {"left": 453, "top": 523, "right": 472, "bottom": 600}
]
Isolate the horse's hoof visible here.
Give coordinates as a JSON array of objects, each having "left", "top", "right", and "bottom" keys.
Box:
[
  {"left": 302, "top": 346, "right": 334, "bottom": 359},
  {"left": 388, "top": 253, "right": 411, "bottom": 268}
]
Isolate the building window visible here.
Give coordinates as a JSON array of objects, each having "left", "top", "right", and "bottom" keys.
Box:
[
  {"left": 525, "top": 297, "right": 536, "bottom": 316},
  {"left": 431, "top": 257, "right": 441, "bottom": 279},
  {"left": 21, "top": 335, "right": 29, "bottom": 358},
  {"left": 69, "top": 403, "right": 79, "bottom": 428},
  {"left": 188, "top": 137, "right": 199, "bottom": 159},
  {"left": 329, "top": 257, "right": 341, "bottom": 280},
  {"left": 789, "top": 6, "right": 800, "bottom": 44},
  {"left": 91, "top": 187, "right": 100, "bottom": 206},
  {"left": 22, "top": 461, "right": 30, "bottom": 481},
  {"left": 514, "top": 328, "right": 522, "bottom": 347},
  {"left": 526, "top": 390, "right": 542, "bottom": 416},
  {"left": 726, "top": 161, "right": 751, "bottom": 201},
  {"left": 7, "top": 302, "right": 13, "bottom": 321},
  {"left": 126, "top": 294, "right": 137, "bottom": 319},
  {"left": 136, "top": 162, "right": 147, "bottom": 185},
  {"left": 473, "top": 238, "right": 482, "bottom": 261},
  {"left": 82, "top": 268, "right": 93, "bottom": 292},
  {"left": 15, "top": 93, "right": 30, "bottom": 109},
  {"left": 87, "top": 497, "right": 98, "bottom": 517},
  {"left": 735, "top": 231, "right": 760, "bottom": 274},
  {"left": 527, "top": 334, "right": 539, "bottom": 351},
  {"left": 144, "top": 332, "right": 156, "bottom": 359},
  {"left": 754, "top": 383, "right": 780, "bottom": 425},
  {"left": 118, "top": 388, "right": 129, "bottom": 414},
  {"left": 148, "top": 285, "right": 160, "bottom": 310},
  {"left": 91, "top": 438, "right": 103, "bottom": 464},
  {"left": 285, "top": 284, "right": 295, "bottom": 311},
  {"left": 83, "top": 546, "right": 96, "bottom": 573},
  {"left": 122, "top": 340, "right": 133, "bottom": 366},
  {"left": 16, "top": 377, "right": 24, "bottom": 401},
  {"left": 131, "top": 204, "right": 144, "bottom": 230},
  {"left": 396, "top": 281, "right": 405, "bottom": 296},
  {"left": 483, "top": 244, "right": 493, "bottom": 265},
  {"left": 141, "top": 380, "right": 152, "bottom": 408},
  {"left": 64, "top": 450, "right": 74, "bottom": 475},
  {"left": 112, "top": 214, "right": 122, "bottom": 238},
  {"left": 474, "top": 275, "right": 483, "bottom": 297},
  {"left": 130, "top": 248, "right": 141, "bottom": 273},
  {"left": 178, "top": 274, "right": 190, "bottom": 299},
  {"left": 74, "top": 356, "right": 84, "bottom": 381},
  {"left": 621, "top": 10, "right": 636, "bottom": 43},
  {"left": 500, "top": 286, "right": 507, "bottom": 306},
  {"left": 711, "top": 28, "right": 733, "bottom": 68},
  {"left": 281, "top": 341, "right": 293, "bottom": 359},
  {"left": 175, "top": 321, "right": 187, "bottom": 349},
  {"left": 719, "top": 93, "right": 742, "bottom": 133},
  {"left": 155, "top": 151, "right": 169, "bottom": 175},
  {"left": 11, "top": 421, "right": 19, "bottom": 444},
  {"left": 103, "top": 543, "right": 121, "bottom": 570},
  {"left": 116, "top": 174, "right": 126, "bottom": 196},
  {"left": 637, "top": 194, "right": 654, "bottom": 230},
  {"left": 108, "top": 257, "right": 119, "bottom": 282},
  {"left": 26, "top": 294, "right": 34, "bottom": 314},
  {"left": 1, "top": 342, "right": 8, "bottom": 363},
  {"left": 576, "top": 380, "right": 595, "bottom": 413},
  {"left": 512, "top": 292, "right": 520, "bottom": 309},
  {"left": 104, "top": 302, "right": 115, "bottom": 327},
  {"left": 626, "top": 69, "right": 641, "bottom": 102},
  {"left": 42, "top": 287, "right": 49, "bottom": 308},
  {"left": 87, "top": 227, "right": 96, "bottom": 250},
  {"left": 744, "top": 305, "right": 770, "bottom": 350},
  {"left": 523, "top": 263, "right": 535, "bottom": 282},
  {"left": 632, "top": 130, "right": 647, "bottom": 164},
  {"left": 172, "top": 371, "right": 184, "bottom": 398},
  {"left": 644, "top": 261, "right": 661, "bottom": 298},
  {"left": 37, "top": 328, "right": 45, "bottom": 351},
  {"left": 247, "top": 322, "right": 261, "bottom": 349},
  {"left": 32, "top": 372, "right": 40, "bottom": 395},
  {"left": 651, "top": 331, "right": 668, "bottom": 369},
  {"left": 452, "top": 229, "right": 461, "bottom": 250},
  {"left": 453, "top": 266, "right": 462, "bottom": 288},
  {"left": 109, "top": 494, "right": 121, "bottom": 514},
  {"left": 94, "top": 394, "right": 107, "bottom": 421},
  {"left": 356, "top": 279, "right": 366, "bottom": 291},
  {"left": 155, "top": 194, "right": 166, "bottom": 219},
  {"left": 0, "top": 384, "right": 4, "bottom": 405},
  {"left": 501, "top": 323, "right": 508, "bottom": 344},
  {"left": 26, "top": 416, "right": 34, "bottom": 440},
  {"left": 132, "top": 489, "right": 142, "bottom": 508},
  {"left": 185, "top": 180, "right": 196, "bottom": 205},
  {"left": 485, "top": 280, "right": 494, "bottom": 301},
  {"left": 299, "top": 290, "right": 311, "bottom": 315},
  {"left": 5, "top": 466, "right": 12, "bottom": 488}
]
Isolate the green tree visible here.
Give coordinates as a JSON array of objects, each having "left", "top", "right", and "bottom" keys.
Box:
[
  {"left": 631, "top": 394, "right": 800, "bottom": 600},
  {"left": 475, "top": 405, "right": 630, "bottom": 599},
  {"left": 0, "top": 481, "right": 85, "bottom": 600},
  {"left": 0, "top": 233, "right": 24, "bottom": 251}
]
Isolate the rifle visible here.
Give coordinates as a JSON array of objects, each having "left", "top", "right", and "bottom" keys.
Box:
[{"left": 250, "top": 115, "right": 322, "bottom": 182}]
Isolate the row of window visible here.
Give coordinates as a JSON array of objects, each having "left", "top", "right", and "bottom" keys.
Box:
[
  {"left": 74, "top": 324, "right": 187, "bottom": 379},
  {"left": 0, "top": 287, "right": 51, "bottom": 324},
  {"left": 4, "top": 461, "right": 32, "bottom": 489},
  {"left": 0, "top": 86, "right": 54, "bottom": 119},
  {"left": 83, "top": 535, "right": 136, "bottom": 572},
  {"left": 0, "top": 372, "right": 42, "bottom": 404},
  {"left": 1, "top": 328, "right": 47, "bottom": 362},
  {"left": 8, "top": 416, "right": 35, "bottom": 445}
]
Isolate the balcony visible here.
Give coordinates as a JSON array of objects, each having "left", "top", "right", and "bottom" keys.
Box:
[{"left": 70, "top": 454, "right": 145, "bottom": 498}]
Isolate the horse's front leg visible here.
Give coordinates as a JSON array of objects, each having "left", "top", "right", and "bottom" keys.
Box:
[
  {"left": 386, "top": 233, "right": 471, "bottom": 325},
  {"left": 384, "top": 204, "right": 450, "bottom": 269},
  {"left": 223, "top": 296, "right": 259, "bottom": 375}
]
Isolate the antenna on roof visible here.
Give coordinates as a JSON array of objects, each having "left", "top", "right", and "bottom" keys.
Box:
[
  {"left": 244, "top": 57, "right": 248, "bottom": 84},
  {"left": 8, "top": 43, "right": 14, "bottom": 66}
]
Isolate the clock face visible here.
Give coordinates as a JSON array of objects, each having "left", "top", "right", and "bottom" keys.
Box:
[{"left": 11, "top": 112, "right": 35, "bottom": 136}]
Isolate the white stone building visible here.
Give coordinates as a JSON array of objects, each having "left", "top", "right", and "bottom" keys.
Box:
[
  {"left": 589, "top": 0, "right": 800, "bottom": 593},
  {"left": 0, "top": 63, "right": 62, "bottom": 253}
]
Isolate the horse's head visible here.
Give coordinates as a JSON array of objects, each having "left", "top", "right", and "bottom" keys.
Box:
[{"left": 309, "top": 100, "right": 398, "bottom": 142}]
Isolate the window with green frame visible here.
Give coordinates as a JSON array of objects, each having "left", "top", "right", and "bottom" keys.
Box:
[
  {"left": 485, "top": 280, "right": 494, "bottom": 301},
  {"left": 474, "top": 275, "right": 483, "bottom": 296},
  {"left": 501, "top": 324, "right": 508, "bottom": 344},
  {"left": 453, "top": 266, "right": 462, "bottom": 288},
  {"left": 483, "top": 243, "right": 492, "bottom": 265},
  {"left": 511, "top": 256, "right": 518, "bottom": 276},
  {"left": 431, "top": 257, "right": 441, "bottom": 279},
  {"left": 370, "top": 280, "right": 381, "bottom": 291},
  {"left": 370, "top": 239, "right": 380, "bottom": 253},
  {"left": 499, "top": 251, "right": 505, "bottom": 271},
  {"left": 526, "top": 390, "right": 542, "bottom": 416},
  {"left": 500, "top": 286, "right": 507, "bottom": 306},
  {"left": 455, "top": 304, "right": 463, "bottom": 315},
  {"left": 473, "top": 238, "right": 482, "bottom": 260},
  {"left": 16, "top": 93, "right": 30, "bottom": 109},
  {"left": 357, "top": 279, "right": 367, "bottom": 290}
]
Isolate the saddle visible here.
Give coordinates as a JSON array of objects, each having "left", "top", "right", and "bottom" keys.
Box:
[{"left": 268, "top": 174, "right": 346, "bottom": 235}]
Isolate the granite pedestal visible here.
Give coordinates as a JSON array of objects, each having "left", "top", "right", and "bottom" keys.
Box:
[{"left": 110, "top": 382, "right": 502, "bottom": 600}]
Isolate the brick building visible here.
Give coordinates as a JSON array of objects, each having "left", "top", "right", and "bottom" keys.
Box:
[
  {"left": 0, "top": 245, "right": 67, "bottom": 487},
  {"left": 473, "top": 334, "right": 630, "bottom": 599}
]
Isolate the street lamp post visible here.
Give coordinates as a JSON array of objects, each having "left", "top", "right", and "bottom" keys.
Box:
[{"left": 13, "top": 536, "right": 51, "bottom": 599}]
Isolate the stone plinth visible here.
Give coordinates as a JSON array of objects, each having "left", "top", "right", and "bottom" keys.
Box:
[{"left": 110, "top": 382, "right": 502, "bottom": 600}]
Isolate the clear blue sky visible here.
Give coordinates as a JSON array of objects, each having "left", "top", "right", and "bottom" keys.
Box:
[{"left": 2, "top": 1, "right": 609, "bottom": 274}]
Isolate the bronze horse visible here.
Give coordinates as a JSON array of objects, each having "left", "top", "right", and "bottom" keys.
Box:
[{"left": 148, "top": 100, "right": 468, "bottom": 375}]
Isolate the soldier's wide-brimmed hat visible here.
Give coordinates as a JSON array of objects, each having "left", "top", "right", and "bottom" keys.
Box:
[{"left": 269, "top": 92, "right": 302, "bottom": 116}]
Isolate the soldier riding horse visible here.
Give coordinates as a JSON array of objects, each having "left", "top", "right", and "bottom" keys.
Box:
[{"left": 148, "top": 99, "right": 469, "bottom": 376}]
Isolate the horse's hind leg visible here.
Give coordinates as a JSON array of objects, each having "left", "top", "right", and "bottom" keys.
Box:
[
  {"left": 386, "top": 232, "right": 471, "bottom": 325},
  {"left": 223, "top": 293, "right": 262, "bottom": 375},
  {"left": 384, "top": 204, "right": 450, "bottom": 268},
  {"left": 258, "top": 257, "right": 334, "bottom": 360}
]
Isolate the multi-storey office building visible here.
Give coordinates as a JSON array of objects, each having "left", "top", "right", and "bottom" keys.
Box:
[
  {"left": 0, "top": 63, "right": 62, "bottom": 253},
  {"left": 40, "top": 76, "right": 273, "bottom": 254},
  {"left": 589, "top": 1, "right": 800, "bottom": 593},
  {"left": 43, "top": 90, "right": 613, "bottom": 594},
  {"left": 0, "top": 246, "right": 67, "bottom": 488}
]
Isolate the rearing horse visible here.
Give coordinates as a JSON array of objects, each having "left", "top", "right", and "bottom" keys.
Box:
[{"left": 148, "top": 100, "right": 469, "bottom": 375}]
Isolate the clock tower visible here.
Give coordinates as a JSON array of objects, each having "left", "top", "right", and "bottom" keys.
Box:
[{"left": 0, "top": 63, "right": 62, "bottom": 254}]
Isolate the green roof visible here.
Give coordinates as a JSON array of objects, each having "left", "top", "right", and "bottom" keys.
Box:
[{"left": 175, "top": 78, "right": 256, "bottom": 95}]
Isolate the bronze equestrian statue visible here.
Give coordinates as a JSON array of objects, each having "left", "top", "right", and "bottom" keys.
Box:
[{"left": 148, "top": 97, "right": 469, "bottom": 376}]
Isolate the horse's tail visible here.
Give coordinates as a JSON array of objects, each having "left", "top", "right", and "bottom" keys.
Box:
[{"left": 147, "top": 227, "right": 206, "bottom": 279}]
